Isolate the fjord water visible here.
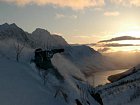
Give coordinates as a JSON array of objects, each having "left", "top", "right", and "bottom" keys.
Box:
[{"left": 88, "top": 69, "right": 128, "bottom": 87}]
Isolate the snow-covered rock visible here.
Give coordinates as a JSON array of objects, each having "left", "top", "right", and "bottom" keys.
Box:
[
  {"left": 0, "top": 23, "right": 29, "bottom": 42},
  {"left": 30, "top": 28, "right": 68, "bottom": 49}
]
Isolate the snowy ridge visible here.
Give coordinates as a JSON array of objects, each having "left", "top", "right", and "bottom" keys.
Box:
[
  {"left": 30, "top": 28, "right": 68, "bottom": 48},
  {"left": 0, "top": 23, "right": 29, "bottom": 42},
  {"left": 95, "top": 64, "right": 140, "bottom": 105},
  {"left": 108, "top": 64, "right": 140, "bottom": 82},
  {"left": 0, "top": 23, "right": 68, "bottom": 49}
]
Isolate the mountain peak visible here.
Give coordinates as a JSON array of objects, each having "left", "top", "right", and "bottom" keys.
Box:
[
  {"left": 10, "top": 23, "right": 18, "bottom": 28},
  {"left": 3, "top": 23, "right": 9, "bottom": 26},
  {"left": 0, "top": 23, "right": 28, "bottom": 42},
  {"left": 0, "top": 23, "right": 19, "bottom": 29},
  {"left": 33, "top": 28, "right": 50, "bottom": 35},
  {"left": 0, "top": 23, "right": 9, "bottom": 28}
]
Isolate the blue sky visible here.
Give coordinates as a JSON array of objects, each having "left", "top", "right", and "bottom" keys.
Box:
[{"left": 0, "top": 0, "right": 140, "bottom": 45}]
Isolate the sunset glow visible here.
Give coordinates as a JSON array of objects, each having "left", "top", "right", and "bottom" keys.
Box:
[
  {"left": 0, "top": 0, "right": 140, "bottom": 53},
  {"left": 115, "top": 30, "right": 140, "bottom": 38},
  {"left": 119, "top": 40, "right": 140, "bottom": 45}
]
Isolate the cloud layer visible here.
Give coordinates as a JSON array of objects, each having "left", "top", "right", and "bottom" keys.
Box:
[
  {"left": 104, "top": 11, "right": 120, "bottom": 16},
  {"left": 92, "top": 35, "right": 140, "bottom": 52},
  {"left": 102, "top": 43, "right": 140, "bottom": 47},
  {"left": 97, "top": 47, "right": 110, "bottom": 52},
  {"left": 1, "top": 0, "right": 140, "bottom": 9},
  {"left": 99, "top": 36, "right": 140, "bottom": 43},
  {"left": 56, "top": 13, "right": 77, "bottom": 19},
  {"left": 0, "top": 0, "right": 105, "bottom": 10},
  {"left": 111, "top": 0, "right": 140, "bottom": 7}
]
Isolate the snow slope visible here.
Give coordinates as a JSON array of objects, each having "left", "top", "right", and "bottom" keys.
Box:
[
  {"left": 94, "top": 64, "right": 140, "bottom": 105},
  {"left": 0, "top": 57, "right": 65, "bottom": 105},
  {"left": 0, "top": 39, "right": 99, "bottom": 105}
]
